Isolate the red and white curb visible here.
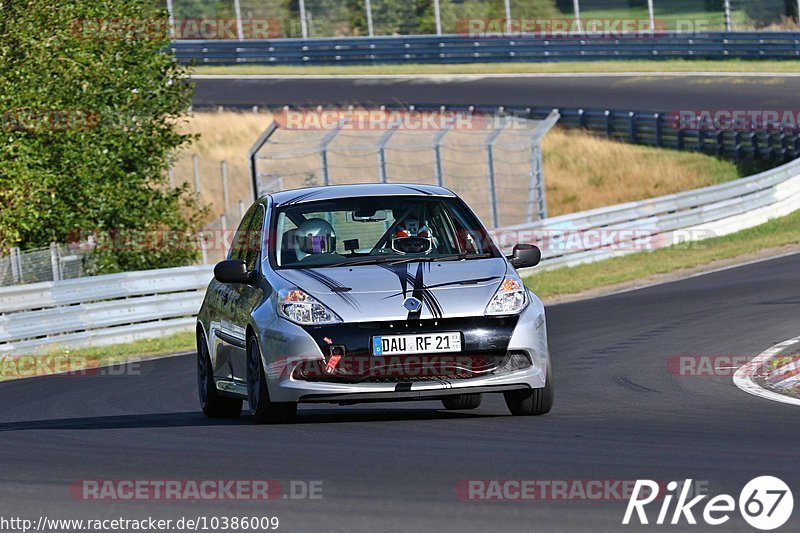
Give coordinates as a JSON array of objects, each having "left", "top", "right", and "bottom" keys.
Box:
[{"left": 733, "top": 336, "right": 800, "bottom": 406}]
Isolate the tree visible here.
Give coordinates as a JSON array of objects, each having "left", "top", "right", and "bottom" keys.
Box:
[{"left": 0, "top": 0, "right": 204, "bottom": 273}]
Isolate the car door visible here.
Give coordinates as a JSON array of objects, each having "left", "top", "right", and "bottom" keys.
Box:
[
  {"left": 213, "top": 206, "right": 256, "bottom": 382},
  {"left": 228, "top": 203, "right": 266, "bottom": 383}
]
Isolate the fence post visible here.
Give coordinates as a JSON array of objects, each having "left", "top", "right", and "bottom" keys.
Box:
[
  {"left": 433, "top": 0, "right": 442, "bottom": 35},
  {"left": 734, "top": 131, "right": 743, "bottom": 158},
  {"left": 654, "top": 113, "right": 662, "bottom": 147},
  {"left": 49, "top": 242, "right": 61, "bottom": 282},
  {"left": 221, "top": 160, "right": 230, "bottom": 214},
  {"left": 573, "top": 0, "right": 582, "bottom": 32},
  {"left": 165, "top": 0, "right": 175, "bottom": 39},
  {"left": 527, "top": 144, "right": 547, "bottom": 223},
  {"left": 198, "top": 233, "right": 208, "bottom": 265},
  {"left": 484, "top": 124, "right": 505, "bottom": 228},
  {"left": 377, "top": 121, "right": 400, "bottom": 183},
  {"left": 629, "top": 111, "right": 638, "bottom": 144},
  {"left": 298, "top": 0, "right": 309, "bottom": 38},
  {"left": 433, "top": 122, "right": 452, "bottom": 187},
  {"left": 365, "top": 0, "right": 374, "bottom": 37},
  {"left": 504, "top": 0, "right": 512, "bottom": 34},
  {"left": 233, "top": 0, "right": 244, "bottom": 40},
  {"left": 10, "top": 247, "right": 21, "bottom": 283},
  {"left": 192, "top": 154, "right": 202, "bottom": 193},
  {"left": 605, "top": 110, "right": 613, "bottom": 138},
  {"left": 723, "top": 0, "right": 732, "bottom": 31},
  {"left": 318, "top": 119, "right": 349, "bottom": 187},
  {"left": 526, "top": 110, "right": 559, "bottom": 222}
]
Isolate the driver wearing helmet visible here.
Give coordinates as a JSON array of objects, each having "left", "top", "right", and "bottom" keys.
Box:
[
  {"left": 294, "top": 218, "right": 336, "bottom": 262},
  {"left": 392, "top": 217, "right": 434, "bottom": 254}
]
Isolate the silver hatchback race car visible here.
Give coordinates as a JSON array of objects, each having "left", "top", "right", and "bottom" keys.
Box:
[{"left": 196, "top": 184, "right": 553, "bottom": 423}]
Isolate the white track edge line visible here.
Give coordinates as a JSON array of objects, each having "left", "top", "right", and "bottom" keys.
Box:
[
  {"left": 733, "top": 337, "right": 800, "bottom": 406},
  {"left": 190, "top": 72, "right": 800, "bottom": 80}
]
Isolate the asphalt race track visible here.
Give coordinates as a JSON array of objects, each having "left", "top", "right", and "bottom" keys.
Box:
[
  {"left": 1, "top": 252, "right": 799, "bottom": 532},
  {"left": 191, "top": 74, "right": 800, "bottom": 110}
]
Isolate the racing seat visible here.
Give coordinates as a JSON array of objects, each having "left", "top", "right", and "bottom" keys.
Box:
[{"left": 280, "top": 228, "right": 298, "bottom": 266}]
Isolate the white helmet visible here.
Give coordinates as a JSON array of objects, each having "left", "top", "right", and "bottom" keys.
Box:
[
  {"left": 392, "top": 217, "right": 433, "bottom": 254},
  {"left": 295, "top": 218, "right": 336, "bottom": 261}
]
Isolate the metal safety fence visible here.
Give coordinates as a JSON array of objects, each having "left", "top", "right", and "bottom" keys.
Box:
[
  {"left": 0, "top": 243, "right": 92, "bottom": 287},
  {"left": 247, "top": 109, "right": 560, "bottom": 229},
  {"left": 172, "top": 31, "right": 800, "bottom": 65},
  {"left": 164, "top": 0, "right": 796, "bottom": 40},
  {"left": 0, "top": 265, "right": 212, "bottom": 355}
]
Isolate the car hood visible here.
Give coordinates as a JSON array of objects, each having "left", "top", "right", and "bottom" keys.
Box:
[{"left": 275, "top": 258, "right": 509, "bottom": 323}]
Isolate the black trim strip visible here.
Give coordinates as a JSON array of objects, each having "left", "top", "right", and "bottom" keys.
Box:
[
  {"left": 295, "top": 269, "right": 360, "bottom": 310},
  {"left": 216, "top": 330, "right": 246, "bottom": 349},
  {"left": 299, "top": 384, "right": 530, "bottom": 404}
]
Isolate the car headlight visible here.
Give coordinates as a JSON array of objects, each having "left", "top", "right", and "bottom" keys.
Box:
[
  {"left": 277, "top": 288, "right": 342, "bottom": 325},
  {"left": 485, "top": 278, "right": 528, "bottom": 316}
]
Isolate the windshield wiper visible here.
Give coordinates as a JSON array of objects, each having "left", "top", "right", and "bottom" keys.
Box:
[
  {"left": 332, "top": 256, "right": 420, "bottom": 267},
  {"left": 428, "top": 252, "right": 493, "bottom": 262},
  {"left": 332, "top": 252, "right": 493, "bottom": 267}
]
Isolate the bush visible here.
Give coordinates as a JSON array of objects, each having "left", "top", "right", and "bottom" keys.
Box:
[{"left": 0, "top": 0, "right": 204, "bottom": 273}]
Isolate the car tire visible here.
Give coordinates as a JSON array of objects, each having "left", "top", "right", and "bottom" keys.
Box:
[
  {"left": 441, "top": 394, "right": 482, "bottom": 410},
  {"left": 197, "top": 332, "right": 242, "bottom": 418},
  {"left": 504, "top": 359, "right": 554, "bottom": 416},
  {"left": 247, "top": 337, "right": 297, "bottom": 424}
]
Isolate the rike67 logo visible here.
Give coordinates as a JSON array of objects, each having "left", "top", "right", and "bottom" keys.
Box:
[{"left": 623, "top": 476, "right": 793, "bottom": 530}]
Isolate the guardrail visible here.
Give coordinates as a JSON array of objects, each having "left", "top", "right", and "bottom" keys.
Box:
[
  {"left": 0, "top": 265, "right": 213, "bottom": 355},
  {"left": 505, "top": 155, "right": 800, "bottom": 270},
  {"left": 173, "top": 32, "right": 800, "bottom": 65}
]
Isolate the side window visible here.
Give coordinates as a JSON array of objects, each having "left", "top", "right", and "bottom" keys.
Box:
[
  {"left": 243, "top": 206, "right": 264, "bottom": 271},
  {"left": 229, "top": 206, "right": 256, "bottom": 261}
]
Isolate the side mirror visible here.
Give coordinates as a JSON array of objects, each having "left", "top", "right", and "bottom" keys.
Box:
[
  {"left": 507, "top": 244, "right": 541, "bottom": 269},
  {"left": 214, "top": 259, "right": 252, "bottom": 284}
]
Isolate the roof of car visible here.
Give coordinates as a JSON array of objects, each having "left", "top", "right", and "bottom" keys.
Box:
[{"left": 266, "top": 183, "right": 457, "bottom": 207}]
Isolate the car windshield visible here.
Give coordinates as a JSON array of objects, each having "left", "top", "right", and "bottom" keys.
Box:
[{"left": 271, "top": 195, "right": 500, "bottom": 269}]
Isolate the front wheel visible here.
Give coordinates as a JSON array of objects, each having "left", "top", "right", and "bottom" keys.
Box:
[
  {"left": 441, "top": 394, "right": 482, "bottom": 410},
  {"left": 504, "top": 359, "right": 554, "bottom": 416},
  {"left": 197, "top": 332, "right": 242, "bottom": 418},
  {"left": 247, "top": 337, "right": 297, "bottom": 424}
]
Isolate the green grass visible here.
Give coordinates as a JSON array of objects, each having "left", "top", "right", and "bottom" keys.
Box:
[
  {"left": 576, "top": 6, "right": 744, "bottom": 31},
  {"left": 192, "top": 59, "right": 800, "bottom": 76},
  {"left": 766, "top": 354, "right": 799, "bottom": 372},
  {"left": 523, "top": 208, "right": 800, "bottom": 299},
  {"left": 0, "top": 331, "right": 195, "bottom": 381}
]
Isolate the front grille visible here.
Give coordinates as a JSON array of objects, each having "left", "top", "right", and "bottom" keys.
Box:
[{"left": 292, "top": 352, "right": 530, "bottom": 384}]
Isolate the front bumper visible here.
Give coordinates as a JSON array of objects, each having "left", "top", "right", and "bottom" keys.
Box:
[{"left": 258, "top": 291, "right": 549, "bottom": 404}]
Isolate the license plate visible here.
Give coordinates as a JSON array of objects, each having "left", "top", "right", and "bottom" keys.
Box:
[{"left": 372, "top": 332, "right": 462, "bottom": 356}]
